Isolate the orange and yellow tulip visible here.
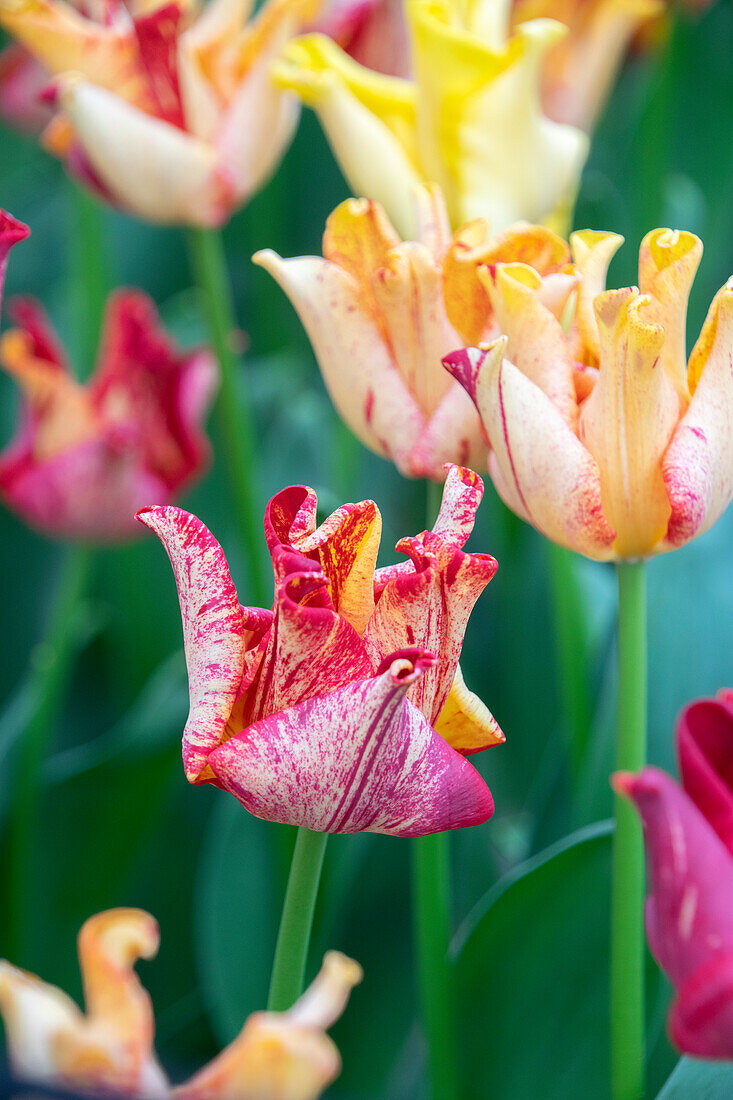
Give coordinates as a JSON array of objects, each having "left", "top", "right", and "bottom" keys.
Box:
[{"left": 445, "top": 229, "right": 733, "bottom": 560}]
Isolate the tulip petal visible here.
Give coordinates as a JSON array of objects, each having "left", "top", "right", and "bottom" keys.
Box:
[
  {"left": 434, "top": 663, "right": 504, "bottom": 753},
  {"left": 663, "top": 280, "right": 733, "bottom": 547},
  {"left": 136, "top": 506, "right": 247, "bottom": 783},
  {"left": 445, "top": 341, "right": 616, "bottom": 559},
  {"left": 408, "top": 376, "right": 489, "bottom": 479},
  {"left": 0, "top": 43, "right": 53, "bottom": 131},
  {"left": 57, "top": 76, "right": 225, "bottom": 225},
  {"left": 363, "top": 476, "right": 497, "bottom": 724},
  {"left": 0, "top": 210, "right": 29, "bottom": 313},
  {"left": 208, "top": 651, "right": 495, "bottom": 835},
  {"left": 569, "top": 229, "right": 624, "bottom": 363},
  {"left": 252, "top": 251, "right": 426, "bottom": 473},
  {"left": 443, "top": 219, "right": 570, "bottom": 345},
  {"left": 240, "top": 568, "right": 374, "bottom": 726},
  {"left": 295, "top": 499, "right": 382, "bottom": 635},
  {"left": 638, "top": 228, "right": 702, "bottom": 398},
  {"left": 678, "top": 696, "right": 733, "bottom": 858},
  {"left": 0, "top": 909, "right": 167, "bottom": 1096},
  {"left": 370, "top": 240, "right": 460, "bottom": 415},
  {"left": 409, "top": 1, "right": 588, "bottom": 231},
  {"left": 614, "top": 768, "right": 733, "bottom": 990},
  {"left": 670, "top": 951, "right": 733, "bottom": 1061},
  {"left": 431, "top": 462, "right": 484, "bottom": 547},
  {"left": 274, "top": 35, "right": 422, "bottom": 237},
  {"left": 480, "top": 260, "right": 578, "bottom": 425},
  {"left": 322, "top": 195, "right": 401, "bottom": 310},
  {"left": 580, "top": 288, "right": 679, "bottom": 557},
  {"left": 175, "top": 952, "right": 362, "bottom": 1100}
]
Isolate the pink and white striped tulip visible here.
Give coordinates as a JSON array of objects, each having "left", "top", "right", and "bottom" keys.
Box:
[
  {"left": 615, "top": 690, "right": 733, "bottom": 1059},
  {"left": 138, "top": 464, "right": 503, "bottom": 835},
  {"left": 445, "top": 229, "right": 733, "bottom": 560},
  {"left": 0, "top": 289, "right": 216, "bottom": 540},
  {"left": 0, "top": 908, "right": 362, "bottom": 1099}
]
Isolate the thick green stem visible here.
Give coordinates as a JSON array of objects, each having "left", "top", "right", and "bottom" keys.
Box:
[
  {"left": 186, "top": 227, "right": 267, "bottom": 607},
  {"left": 267, "top": 827, "right": 328, "bottom": 1011},
  {"left": 611, "top": 560, "right": 647, "bottom": 1100},
  {"left": 412, "top": 832, "right": 460, "bottom": 1100},
  {"left": 410, "top": 476, "right": 459, "bottom": 1100},
  {"left": 68, "top": 183, "right": 109, "bottom": 378},
  {"left": 7, "top": 546, "right": 93, "bottom": 962},
  {"left": 546, "top": 543, "right": 593, "bottom": 787}
]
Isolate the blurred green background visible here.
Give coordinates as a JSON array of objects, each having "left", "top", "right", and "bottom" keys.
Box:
[{"left": 0, "top": 3, "right": 732, "bottom": 1096}]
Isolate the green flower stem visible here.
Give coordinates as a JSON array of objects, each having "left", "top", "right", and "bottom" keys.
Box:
[
  {"left": 7, "top": 546, "right": 93, "bottom": 962},
  {"left": 68, "top": 183, "right": 109, "bottom": 378},
  {"left": 611, "top": 560, "right": 647, "bottom": 1100},
  {"left": 267, "top": 826, "right": 328, "bottom": 1011},
  {"left": 410, "top": 476, "right": 460, "bottom": 1100},
  {"left": 186, "top": 227, "right": 268, "bottom": 607},
  {"left": 547, "top": 543, "right": 593, "bottom": 787},
  {"left": 412, "top": 831, "right": 460, "bottom": 1100}
]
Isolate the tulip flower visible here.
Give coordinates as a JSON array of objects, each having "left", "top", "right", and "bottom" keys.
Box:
[
  {"left": 274, "top": 0, "right": 588, "bottom": 237},
  {"left": 0, "top": 289, "right": 216, "bottom": 540},
  {"left": 255, "top": 185, "right": 573, "bottom": 480},
  {"left": 138, "top": 463, "right": 503, "bottom": 834},
  {"left": 0, "top": 41, "right": 53, "bottom": 130},
  {"left": 0, "top": 908, "right": 362, "bottom": 1098},
  {"left": 444, "top": 228, "right": 733, "bottom": 560},
  {"left": 615, "top": 690, "right": 733, "bottom": 1059},
  {"left": 512, "top": 0, "right": 661, "bottom": 132},
  {"left": 0, "top": 0, "right": 318, "bottom": 225}
]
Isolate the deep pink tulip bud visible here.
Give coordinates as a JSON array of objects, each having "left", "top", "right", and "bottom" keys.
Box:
[{"left": 616, "top": 696, "right": 733, "bottom": 1061}]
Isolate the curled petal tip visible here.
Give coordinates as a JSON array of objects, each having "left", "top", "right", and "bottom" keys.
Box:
[{"left": 377, "top": 647, "right": 438, "bottom": 684}]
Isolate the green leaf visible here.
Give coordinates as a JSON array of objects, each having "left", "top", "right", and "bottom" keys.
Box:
[
  {"left": 453, "top": 822, "right": 614, "bottom": 1100},
  {"left": 657, "top": 1058, "right": 733, "bottom": 1098}
]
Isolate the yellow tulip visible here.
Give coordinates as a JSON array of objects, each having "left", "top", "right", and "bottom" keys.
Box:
[{"left": 274, "top": 0, "right": 589, "bottom": 236}]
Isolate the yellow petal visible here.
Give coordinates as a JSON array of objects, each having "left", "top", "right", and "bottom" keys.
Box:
[
  {"left": 322, "top": 195, "right": 401, "bottom": 327},
  {"left": 570, "top": 228, "right": 624, "bottom": 363},
  {"left": 663, "top": 279, "right": 733, "bottom": 547},
  {"left": 479, "top": 261, "right": 578, "bottom": 426},
  {"left": 58, "top": 76, "right": 223, "bottom": 226},
  {"left": 638, "top": 227, "right": 702, "bottom": 399},
  {"left": 434, "top": 663, "right": 504, "bottom": 752},
  {"left": 580, "top": 288, "right": 680, "bottom": 557},
  {"left": 443, "top": 220, "right": 569, "bottom": 344},
  {"left": 409, "top": 0, "right": 589, "bottom": 231},
  {"left": 275, "top": 36, "right": 421, "bottom": 237}
]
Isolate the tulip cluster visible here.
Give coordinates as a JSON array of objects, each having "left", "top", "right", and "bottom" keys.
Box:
[{"left": 616, "top": 692, "right": 733, "bottom": 1059}]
